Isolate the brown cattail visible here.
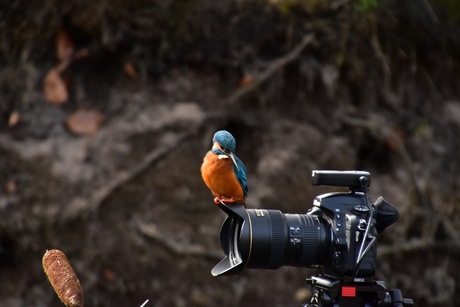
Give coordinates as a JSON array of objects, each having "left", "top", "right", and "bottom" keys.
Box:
[{"left": 42, "top": 249, "right": 84, "bottom": 307}]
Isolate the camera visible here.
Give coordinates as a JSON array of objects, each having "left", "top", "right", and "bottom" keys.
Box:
[{"left": 212, "top": 170, "right": 413, "bottom": 306}]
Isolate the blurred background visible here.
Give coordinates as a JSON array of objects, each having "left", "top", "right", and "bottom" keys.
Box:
[{"left": 1, "top": 0, "right": 459, "bottom": 306}]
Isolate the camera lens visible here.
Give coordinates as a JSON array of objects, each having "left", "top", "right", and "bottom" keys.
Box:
[{"left": 237, "top": 209, "right": 332, "bottom": 270}]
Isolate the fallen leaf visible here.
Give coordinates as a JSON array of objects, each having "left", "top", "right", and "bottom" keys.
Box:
[
  {"left": 56, "top": 30, "right": 74, "bottom": 63},
  {"left": 238, "top": 74, "right": 254, "bottom": 88},
  {"left": 124, "top": 61, "right": 138, "bottom": 79},
  {"left": 8, "top": 111, "right": 20, "bottom": 127},
  {"left": 102, "top": 267, "right": 117, "bottom": 284},
  {"left": 66, "top": 109, "right": 105, "bottom": 136},
  {"left": 5, "top": 181, "right": 16, "bottom": 194},
  {"left": 385, "top": 128, "right": 405, "bottom": 150},
  {"left": 44, "top": 68, "right": 68, "bottom": 105},
  {"left": 75, "top": 48, "right": 90, "bottom": 60}
]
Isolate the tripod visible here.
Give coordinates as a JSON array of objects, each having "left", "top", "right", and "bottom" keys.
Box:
[{"left": 304, "top": 275, "right": 414, "bottom": 307}]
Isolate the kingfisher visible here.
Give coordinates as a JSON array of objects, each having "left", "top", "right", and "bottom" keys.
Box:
[{"left": 201, "top": 130, "right": 248, "bottom": 205}]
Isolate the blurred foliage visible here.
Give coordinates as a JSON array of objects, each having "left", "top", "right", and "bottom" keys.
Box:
[
  {"left": 267, "top": 0, "right": 328, "bottom": 14},
  {"left": 356, "top": 0, "right": 379, "bottom": 13},
  {"left": 435, "top": 0, "right": 460, "bottom": 23},
  {"left": 267, "top": 0, "right": 379, "bottom": 14}
]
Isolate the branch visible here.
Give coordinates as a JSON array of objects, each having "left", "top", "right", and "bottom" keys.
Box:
[
  {"left": 226, "top": 34, "right": 315, "bottom": 105},
  {"left": 339, "top": 116, "right": 460, "bottom": 241},
  {"left": 339, "top": 116, "right": 427, "bottom": 208},
  {"left": 62, "top": 130, "right": 195, "bottom": 220}
]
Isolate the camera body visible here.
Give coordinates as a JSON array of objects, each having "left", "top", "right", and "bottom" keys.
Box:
[
  {"left": 212, "top": 170, "right": 399, "bottom": 279},
  {"left": 308, "top": 189, "right": 376, "bottom": 277}
]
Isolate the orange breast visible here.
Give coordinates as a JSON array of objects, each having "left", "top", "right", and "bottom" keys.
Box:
[{"left": 201, "top": 151, "right": 245, "bottom": 203}]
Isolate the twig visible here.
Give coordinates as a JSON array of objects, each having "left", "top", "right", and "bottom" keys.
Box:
[
  {"left": 420, "top": 0, "right": 439, "bottom": 24},
  {"left": 339, "top": 116, "right": 424, "bottom": 206},
  {"left": 227, "top": 34, "right": 315, "bottom": 105},
  {"left": 339, "top": 115, "right": 460, "bottom": 241},
  {"left": 378, "top": 239, "right": 460, "bottom": 257},
  {"left": 62, "top": 130, "right": 195, "bottom": 220}
]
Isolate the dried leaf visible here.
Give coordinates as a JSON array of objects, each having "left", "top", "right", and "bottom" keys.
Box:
[
  {"left": 238, "top": 74, "right": 254, "bottom": 88},
  {"left": 8, "top": 111, "right": 20, "bottom": 127},
  {"left": 44, "top": 68, "right": 68, "bottom": 105},
  {"left": 74, "top": 48, "right": 90, "bottom": 60},
  {"left": 386, "top": 128, "right": 405, "bottom": 150},
  {"left": 5, "top": 181, "right": 16, "bottom": 194},
  {"left": 66, "top": 109, "right": 105, "bottom": 136},
  {"left": 57, "top": 30, "right": 74, "bottom": 63},
  {"left": 124, "top": 61, "right": 138, "bottom": 79},
  {"left": 102, "top": 267, "right": 117, "bottom": 284}
]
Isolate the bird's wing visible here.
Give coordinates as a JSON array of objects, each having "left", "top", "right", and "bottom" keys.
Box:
[
  {"left": 233, "top": 155, "right": 248, "bottom": 197},
  {"left": 212, "top": 148, "right": 248, "bottom": 198}
]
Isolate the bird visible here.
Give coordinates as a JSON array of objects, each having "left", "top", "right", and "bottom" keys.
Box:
[{"left": 201, "top": 130, "right": 248, "bottom": 205}]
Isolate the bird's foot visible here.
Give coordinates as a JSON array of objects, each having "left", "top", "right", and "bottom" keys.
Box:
[{"left": 214, "top": 196, "right": 237, "bottom": 204}]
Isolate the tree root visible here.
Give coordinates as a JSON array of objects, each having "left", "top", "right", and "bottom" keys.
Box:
[{"left": 227, "top": 34, "right": 315, "bottom": 105}]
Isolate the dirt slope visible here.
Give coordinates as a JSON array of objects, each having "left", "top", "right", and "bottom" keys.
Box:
[{"left": 1, "top": 1, "right": 459, "bottom": 306}]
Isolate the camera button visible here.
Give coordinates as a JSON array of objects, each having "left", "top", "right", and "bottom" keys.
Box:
[
  {"left": 290, "top": 226, "right": 301, "bottom": 235},
  {"left": 290, "top": 238, "right": 301, "bottom": 246},
  {"left": 333, "top": 251, "right": 343, "bottom": 265},
  {"left": 336, "top": 238, "right": 347, "bottom": 250}
]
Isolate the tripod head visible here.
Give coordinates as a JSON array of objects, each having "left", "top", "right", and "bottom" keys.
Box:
[{"left": 304, "top": 275, "right": 413, "bottom": 307}]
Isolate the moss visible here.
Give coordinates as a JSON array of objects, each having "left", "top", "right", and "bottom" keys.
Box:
[{"left": 356, "top": 0, "right": 378, "bottom": 13}]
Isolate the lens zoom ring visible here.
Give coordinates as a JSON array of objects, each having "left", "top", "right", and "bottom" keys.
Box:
[{"left": 301, "top": 216, "right": 319, "bottom": 264}]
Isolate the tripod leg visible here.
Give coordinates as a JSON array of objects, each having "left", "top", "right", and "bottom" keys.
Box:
[
  {"left": 390, "top": 289, "right": 404, "bottom": 307},
  {"left": 389, "top": 289, "right": 413, "bottom": 306},
  {"left": 307, "top": 289, "right": 320, "bottom": 307}
]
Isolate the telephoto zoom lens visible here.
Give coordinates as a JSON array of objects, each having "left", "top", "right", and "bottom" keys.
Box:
[{"left": 238, "top": 209, "right": 332, "bottom": 269}]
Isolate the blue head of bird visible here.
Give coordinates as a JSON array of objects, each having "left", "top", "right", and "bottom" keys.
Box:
[{"left": 213, "top": 130, "right": 235, "bottom": 150}]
